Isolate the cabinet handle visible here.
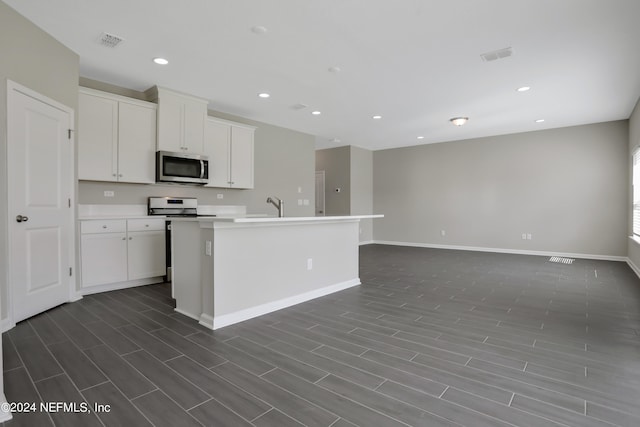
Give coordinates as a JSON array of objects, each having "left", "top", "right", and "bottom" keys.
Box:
[
  {"left": 119, "top": 174, "right": 123, "bottom": 177},
  {"left": 122, "top": 237, "right": 126, "bottom": 240},
  {"left": 112, "top": 174, "right": 116, "bottom": 177},
  {"left": 145, "top": 224, "right": 149, "bottom": 227},
  {"left": 129, "top": 237, "right": 133, "bottom": 240},
  {"left": 102, "top": 225, "right": 107, "bottom": 229}
]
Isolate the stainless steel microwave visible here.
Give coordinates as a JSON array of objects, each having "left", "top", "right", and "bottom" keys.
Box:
[{"left": 156, "top": 151, "right": 209, "bottom": 185}]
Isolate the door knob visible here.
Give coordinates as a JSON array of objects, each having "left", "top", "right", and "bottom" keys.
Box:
[{"left": 16, "top": 215, "right": 29, "bottom": 223}]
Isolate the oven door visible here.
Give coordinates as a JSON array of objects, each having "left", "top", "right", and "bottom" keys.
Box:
[{"left": 157, "top": 151, "right": 209, "bottom": 184}]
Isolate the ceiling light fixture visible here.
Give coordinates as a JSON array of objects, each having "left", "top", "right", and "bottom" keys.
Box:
[
  {"left": 517, "top": 86, "right": 531, "bottom": 92},
  {"left": 450, "top": 117, "right": 469, "bottom": 126},
  {"left": 372, "top": 115, "right": 382, "bottom": 120},
  {"left": 417, "top": 136, "right": 425, "bottom": 140},
  {"left": 251, "top": 26, "right": 268, "bottom": 35},
  {"left": 153, "top": 57, "right": 169, "bottom": 65},
  {"left": 311, "top": 110, "right": 322, "bottom": 115},
  {"left": 258, "top": 93, "right": 270, "bottom": 98},
  {"left": 535, "top": 119, "right": 545, "bottom": 123}
]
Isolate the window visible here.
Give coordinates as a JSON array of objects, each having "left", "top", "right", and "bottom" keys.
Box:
[{"left": 633, "top": 148, "right": 640, "bottom": 236}]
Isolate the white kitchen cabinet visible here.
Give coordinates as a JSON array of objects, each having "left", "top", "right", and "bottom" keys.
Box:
[
  {"left": 205, "top": 117, "right": 255, "bottom": 189},
  {"left": 154, "top": 87, "right": 208, "bottom": 153},
  {"left": 80, "top": 220, "right": 128, "bottom": 287},
  {"left": 80, "top": 218, "right": 166, "bottom": 291},
  {"left": 127, "top": 219, "right": 166, "bottom": 280},
  {"left": 78, "top": 88, "right": 157, "bottom": 183}
]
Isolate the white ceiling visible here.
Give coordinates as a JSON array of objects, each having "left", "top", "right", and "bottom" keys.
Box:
[{"left": 6, "top": 0, "right": 640, "bottom": 150}]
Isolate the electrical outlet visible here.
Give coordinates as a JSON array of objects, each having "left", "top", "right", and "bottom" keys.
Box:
[
  {"left": 527, "top": 233, "right": 532, "bottom": 240},
  {"left": 217, "top": 194, "right": 223, "bottom": 199},
  {"left": 303, "top": 199, "right": 309, "bottom": 206},
  {"left": 441, "top": 230, "right": 446, "bottom": 237},
  {"left": 298, "top": 186, "right": 302, "bottom": 193},
  {"left": 522, "top": 233, "right": 527, "bottom": 240},
  {"left": 307, "top": 258, "right": 313, "bottom": 270},
  {"left": 205, "top": 240, "right": 212, "bottom": 256},
  {"left": 103, "top": 191, "right": 114, "bottom": 197},
  {"left": 298, "top": 199, "right": 303, "bottom": 206}
]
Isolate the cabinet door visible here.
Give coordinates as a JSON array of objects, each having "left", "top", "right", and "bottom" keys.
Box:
[
  {"left": 183, "top": 100, "right": 205, "bottom": 153},
  {"left": 118, "top": 102, "right": 157, "bottom": 183},
  {"left": 157, "top": 95, "right": 184, "bottom": 152},
  {"left": 81, "top": 233, "right": 128, "bottom": 287},
  {"left": 78, "top": 92, "right": 118, "bottom": 181},
  {"left": 229, "top": 125, "right": 254, "bottom": 189},
  {"left": 204, "top": 119, "right": 231, "bottom": 188},
  {"left": 127, "top": 231, "right": 166, "bottom": 280}
]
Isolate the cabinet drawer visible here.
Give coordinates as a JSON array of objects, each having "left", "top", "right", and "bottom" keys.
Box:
[
  {"left": 81, "top": 220, "right": 126, "bottom": 234},
  {"left": 127, "top": 218, "right": 165, "bottom": 232}
]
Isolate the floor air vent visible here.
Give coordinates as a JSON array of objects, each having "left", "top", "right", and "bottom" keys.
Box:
[{"left": 549, "top": 256, "right": 574, "bottom": 265}]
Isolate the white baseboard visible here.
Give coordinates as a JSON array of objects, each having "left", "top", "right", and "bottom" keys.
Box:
[
  {"left": 372, "top": 240, "right": 627, "bottom": 262},
  {"left": 174, "top": 307, "right": 200, "bottom": 322},
  {"left": 205, "top": 278, "right": 361, "bottom": 330},
  {"left": 0, "top": 393, "right": 12, "bottom": 422},
  {"left": 626, "top": 257, "right": 640, "bottom": 279},
  {"left": 1, "top": 317, "right": 15, "bottom": 333},
  {"left": 199, "top": 313, "right": 214, "bottom": 330}
]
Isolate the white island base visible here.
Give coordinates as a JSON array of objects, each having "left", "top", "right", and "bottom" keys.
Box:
[{"left": 171, "top": 215, "right": 381, "bottom": 330}]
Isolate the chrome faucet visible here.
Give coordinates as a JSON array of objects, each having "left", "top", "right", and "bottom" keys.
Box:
[{"left": 266, "top": 196, "right": 284, "bottom": 217}]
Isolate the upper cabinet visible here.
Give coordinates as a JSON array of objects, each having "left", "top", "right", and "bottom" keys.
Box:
[
  {"left": 152, "top": 87, "right": 208, "bottom": 154},
  {"left": 78, "top": 88, "right": 157, "bottom": 184},
  {"left": 205, "top": 117, "right": 255, "bottom": 189}
]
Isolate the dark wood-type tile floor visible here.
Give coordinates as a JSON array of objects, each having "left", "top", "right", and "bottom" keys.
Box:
[{"left": 3, "top": 244, "right": 640, "bottom": 426}]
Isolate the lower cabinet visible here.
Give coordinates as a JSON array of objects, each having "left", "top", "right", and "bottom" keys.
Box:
[{"left": 80, "top": 218, "right": 165, "bottom": 290}]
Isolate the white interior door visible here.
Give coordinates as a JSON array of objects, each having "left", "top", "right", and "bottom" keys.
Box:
[{"left": 8, "top": 82, "right": 74, "bottom": 324}]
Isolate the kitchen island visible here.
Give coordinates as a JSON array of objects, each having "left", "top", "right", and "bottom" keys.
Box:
[{"left": 170, "top": 215, "right": 382, "bottom": 329}]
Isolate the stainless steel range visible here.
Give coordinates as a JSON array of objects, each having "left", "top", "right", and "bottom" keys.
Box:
[{"left": 148, "top": 197, "right": 202, "bottom": 282}]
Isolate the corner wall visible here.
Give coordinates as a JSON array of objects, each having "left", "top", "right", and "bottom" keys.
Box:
[{"left": 373, "top": 121, "right": 629, "bottom": 258}]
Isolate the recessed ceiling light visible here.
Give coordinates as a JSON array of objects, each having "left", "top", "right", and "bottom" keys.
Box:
[
  {"left": 311, "top": 110, "right": 322, "bottom": 115},
  {"left": 417, "top": 136, "right": 425, "bottom": 140},
  {"left": 153, "top": 57, "right": 169, "bottom": 65},
  {"left": 517, "top": 86, "right": 531, "bottom": 92},
  {"left": 450, "top": 117, "right": 469, "bottom": 126},
  {"left": 251, "top": 26, "right": 268, "bottom": 35},
  {"left": 535, "top": 119, "right": 545, "bottom": 123},
  {"left": 258, "top": 93, "right": 270, "bottom": 98},
  {"left": 328, "top": 66, "right": 341, "bottom": 73},
  {"left": 372, "top": 115, "right": 382, "bottom": 120}
]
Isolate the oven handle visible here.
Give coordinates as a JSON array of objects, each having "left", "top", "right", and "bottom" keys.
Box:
[{"left": 200, "top": 160, "right": 205, "bottom": 179}]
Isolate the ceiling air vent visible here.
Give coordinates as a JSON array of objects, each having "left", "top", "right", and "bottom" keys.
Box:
[
  {"left": 290, "top": 103, "right": 308, "bottom": 110},
  {"left": 480, "top": 47, "right": 512, "bottom": 62},
  {"left": 97, "top": 32, "right": 124, "bottom": 48}
]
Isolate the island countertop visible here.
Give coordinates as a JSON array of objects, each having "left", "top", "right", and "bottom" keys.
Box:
[
  {"left": 170, "top": 214, "right": 383, "bottom": 224},
  {"left": 170, "top": 214, "right": 383, "bottom": 330}
]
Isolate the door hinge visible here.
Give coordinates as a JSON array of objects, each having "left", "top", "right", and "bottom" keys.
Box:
[
  {"left": 68, "top": 129, "right": 73, "bottom": 139},
  {"left": 69, "top": 267, "right": 72, "bottom": 276},
  {"left": 68, "top": 198, "right": 71, "bottom": 208}
]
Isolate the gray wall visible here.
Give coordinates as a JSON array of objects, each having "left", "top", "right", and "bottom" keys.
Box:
[
  {"left": 315, "top": 146, "right": 351, "bottom": 216},
  {"left": 0, "top": 1, "right": 79, "bottom": 322},
  {"left": 350, "top": 146, "right": 374, "bottom": 242},
  {"left": 373, "top": 121, "right": 629, "bottom": 258},
  {"left": 78, "top": 80, "right": 316, "bottom": 217},
  {"left": 315, "top": 145, "right": 374, "bottom": 243},
  {"left": 628, "top": 98, "right": 640, "bottom": 268}
]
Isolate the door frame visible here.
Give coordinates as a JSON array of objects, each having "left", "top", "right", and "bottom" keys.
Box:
[{"left": 5, "top": 80, "right": 78, "bottom": 331}]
